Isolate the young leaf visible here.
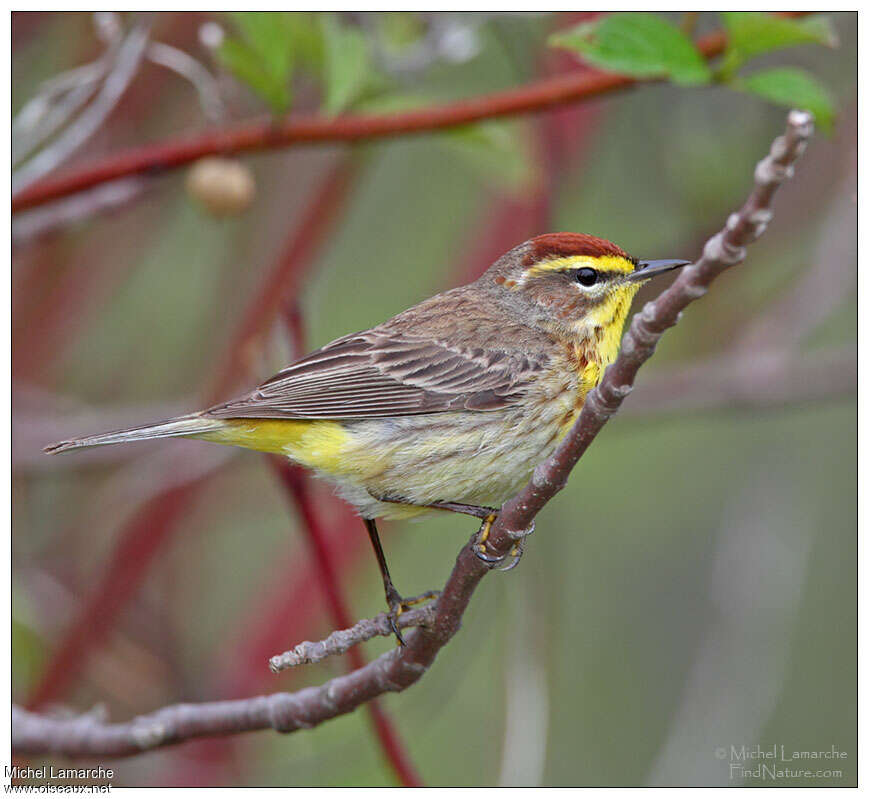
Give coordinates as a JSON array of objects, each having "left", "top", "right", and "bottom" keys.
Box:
[
  {"left": 736, "top": 67, "right": 834, "bottom": 134},
  {"left": 218, "top": 12, "right": 296, "bottom": 114},
  {"left": 720, "top": 13, "right": 837, "bottom": 76},
  {"left": 227, "top": 12, "right": 294, "bottom": 82},
  {"left": 217, "top": 38, "right": 290, "bottom": 114},
  {"left": 321, "top": 15, "right": 372, "bottom": 115},
  {"left": 290, "top": 13, "right": 325, "bottom": 72},
  {"left": 550, "top": 13, "right": 711, "bottom": 86}
]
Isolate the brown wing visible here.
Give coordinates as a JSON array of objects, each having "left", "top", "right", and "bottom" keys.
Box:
[{"left": 206, "top": 330, "right": 546, "bottom": 420}]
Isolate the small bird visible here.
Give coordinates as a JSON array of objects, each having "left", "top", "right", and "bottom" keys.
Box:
[{"left": 46, "top": 233, "right": 688, "bottom": 641}]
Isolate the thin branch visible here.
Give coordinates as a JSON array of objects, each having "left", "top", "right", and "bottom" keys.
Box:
[
  {"left": 12, "top": 21, "right": 151, "bottom": 194},
  {"left": 146, "top": 41, "right": 225, "bottom": 123},
  {"left": 13, "top": 111, "right": 815, "bottom": 759},
  {"left": 12, "top": 16, "right": 118, "bottom": 165},
  {"left": 10, "top": 24, "right": 741, "bottom": 213},
  {"left": 12, "top": 177, "right": 149, "bottom": 246},
  {"left": 269, "top": 605, "right": 436, "bottom": 672}
]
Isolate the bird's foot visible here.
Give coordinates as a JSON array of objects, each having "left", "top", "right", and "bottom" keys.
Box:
[
  {"left": 473, "top": 516, "right": 535, "bottom": 571},
  {"left": 386, "top": 587, "right": 440, "bottom": 647}
]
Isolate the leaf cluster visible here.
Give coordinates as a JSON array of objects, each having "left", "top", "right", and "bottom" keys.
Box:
[
  {"left": 550, "top": 12, "right": 837, "bottom": 133},
  {"left": 217, "top": 12, "right": 375, "bottom": 116},
  {"left": 216, "top": 12, "right": 532, "bottom": 191}
]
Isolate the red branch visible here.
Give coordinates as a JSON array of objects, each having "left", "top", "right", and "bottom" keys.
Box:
[
  {"left": 26, "top": 158, "right": 359, "bottom": 711},
  {"left": 11, "top": 26, "right": 739, "bottom": 213},
  {"left": 269, "top": 459, "right": 422, "bottom": 786}
]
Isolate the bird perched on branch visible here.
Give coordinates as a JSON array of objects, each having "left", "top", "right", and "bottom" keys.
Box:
[{"left": 46, "top": 233, "right": 688, "bottom": 643}]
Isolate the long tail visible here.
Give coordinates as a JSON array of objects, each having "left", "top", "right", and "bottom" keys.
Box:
[{"left": 44, "top": 414, "right": 225, "bottom": 455}]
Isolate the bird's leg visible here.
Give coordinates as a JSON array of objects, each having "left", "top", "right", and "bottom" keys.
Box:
[
  {"left": 422, "top": 501, "right": 533, "bottom": 570},
  {"left": 381, "top": 498, "right": 526, "bottom": 569},
  {"left": 362, "top": 518, "right": 438, "bottom": 646},
  {"left": 427, "top": 503, "right": 502, "bottom": 563},
  {"left": 421, "top": 501, "right": 497, "bottom": 520}
]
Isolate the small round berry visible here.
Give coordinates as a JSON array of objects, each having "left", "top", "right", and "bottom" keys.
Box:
[{"left": 186, "top": 157, "right": 255, "bottom": 216}]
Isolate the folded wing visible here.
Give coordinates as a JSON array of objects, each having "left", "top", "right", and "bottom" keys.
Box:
[{"left": 206, "top": 331, "right": 546, "bottom": 420}]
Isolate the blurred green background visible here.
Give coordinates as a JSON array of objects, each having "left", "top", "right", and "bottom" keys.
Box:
[{"left": 12, "top": 12, "right": 856, "bottom": 787}]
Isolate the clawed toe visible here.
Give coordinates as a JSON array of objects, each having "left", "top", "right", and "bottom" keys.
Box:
[
  {"left": 497, "top": 540, "right": 525, "bottom": 571},
  {"left": 386, "top": 589, "right": 441, "bottom": 647},
  {"left": 473, "top": 515, "right": 534, "bottom": 570},
  {"left": 387, "top": 609, "right": 407, "bottom": 646}
]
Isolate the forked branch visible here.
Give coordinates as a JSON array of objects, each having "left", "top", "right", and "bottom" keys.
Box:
[{"left": 12, "top": 111, "right": 815, "bottom": 758}]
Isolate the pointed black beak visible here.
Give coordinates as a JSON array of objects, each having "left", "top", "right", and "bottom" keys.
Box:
[{"left": 627, "top": 258, "right": 691, "bottom": 282}]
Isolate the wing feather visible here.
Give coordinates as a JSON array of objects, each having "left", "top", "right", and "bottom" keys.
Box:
[{"left": 207, "top": 331, "right": 545, "bottom": 420}]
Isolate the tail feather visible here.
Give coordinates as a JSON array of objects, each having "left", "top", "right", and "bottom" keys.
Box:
[{"left": 44, "top": 414, "right": 224, "bottom": 455}]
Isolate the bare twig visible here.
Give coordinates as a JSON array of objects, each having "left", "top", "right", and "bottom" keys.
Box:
[
  {"left": 12, "top": 21, "right": 151, "bottom": 194},
  {"left": 12, "top": 14, "right": 120, "bottom": 165},
  {"left": 146, "top": 41, "right": 225, "bottom": 123},
  {"left": 269, "top": 605, "right": 436, "bottom": 672},
  {"left": 11, "top": 177, "right": 149, "bottom": 246},
  {"left": 13, "top": 112, "right": 815, "bottom": 758}
]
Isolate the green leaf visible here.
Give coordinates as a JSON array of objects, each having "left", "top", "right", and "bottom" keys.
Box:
[
  {"left": 218, "top": 12, "right": 297, "bottom": 114},
  {"left": 321, "top": 15, "right": 372, "bottom": 114},
  {"left": 217, "top": 38, "right": 290, "bottom": 114},
  {"left": 227, "top": 12, "right": 294, "bottom": 81},
  {"left": 550, "top": 13, "right": 712, "bottom": 86},
  {"left": 720, "top": 13, "right": 838, "bottom": 76},
  {"left": 736, "top": 67, "right": 834, "bottom": 134},
  {"left": 289, "top": 13, "right": 325, "bottom": 72}
]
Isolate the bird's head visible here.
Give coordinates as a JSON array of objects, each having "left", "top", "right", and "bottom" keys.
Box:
[{"left": 485, "top": 233, "right": 689, "bottom": 342}]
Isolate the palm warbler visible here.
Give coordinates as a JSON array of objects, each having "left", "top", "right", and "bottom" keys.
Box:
[{"left": 46, "top": 232, "right": 688, "bottom": 639}]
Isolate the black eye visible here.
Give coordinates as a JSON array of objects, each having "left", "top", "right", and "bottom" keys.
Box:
[{"left": 575, "top": 268, "right": 598, "bottom": 287}]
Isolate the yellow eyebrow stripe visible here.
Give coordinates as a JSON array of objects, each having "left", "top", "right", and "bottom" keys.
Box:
[{"left": 523, "top": 254, "right": 636, "bottom": 280}]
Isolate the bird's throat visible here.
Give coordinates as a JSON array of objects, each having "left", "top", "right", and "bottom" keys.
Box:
[{"left": 569, "top": 291, "right": 633, "bottom": 391}]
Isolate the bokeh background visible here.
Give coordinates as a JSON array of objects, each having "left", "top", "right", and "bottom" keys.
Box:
[{"left": 12, "top": 12, "right": 856, "bottom": 787}]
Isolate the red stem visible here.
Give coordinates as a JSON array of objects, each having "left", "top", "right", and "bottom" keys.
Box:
[
  {"left": 26, "top": 158, "right": 359, "bottom": 711},
  {"left": 11, "top": 27, "right": 737, "bottom": 214},
  {"left": 268, "top": 458, "right": 423, "bottom": 787}
]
